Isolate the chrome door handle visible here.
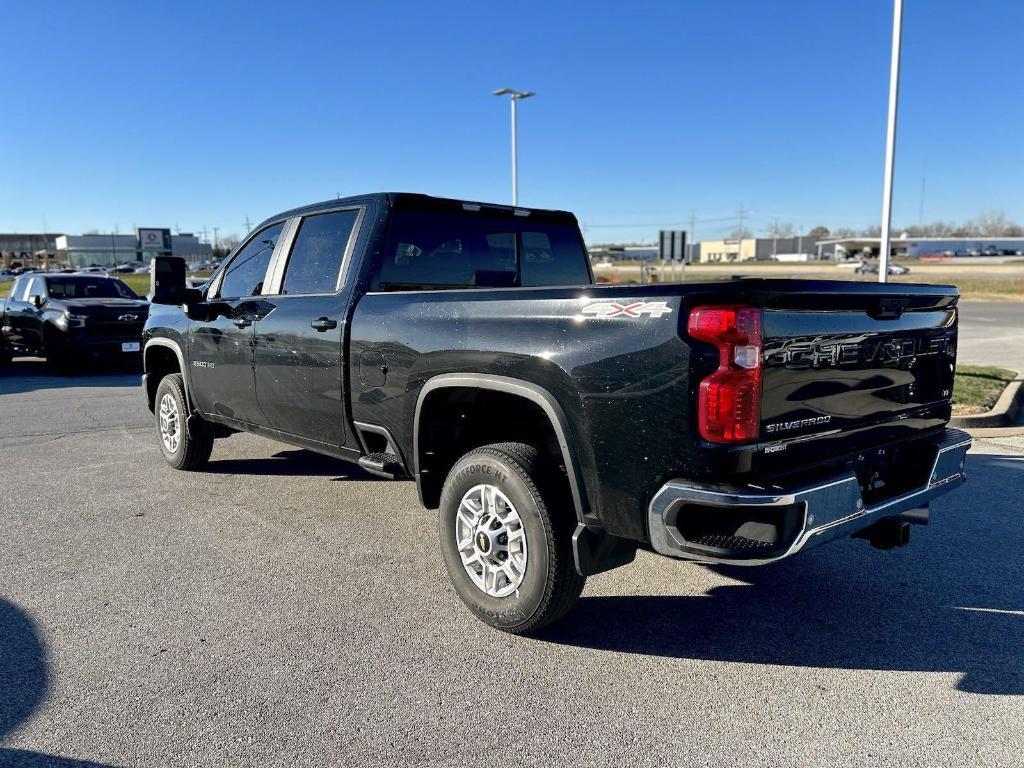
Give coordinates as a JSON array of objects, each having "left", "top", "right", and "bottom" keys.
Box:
[{"left": 310, "top": 317, "right": 337, "bottom": 332}]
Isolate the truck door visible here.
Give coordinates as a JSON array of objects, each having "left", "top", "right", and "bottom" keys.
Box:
[
  {"left": 252, "top": 208, "right": 362, "bottom": 448},
  {"left": 188, "top": 221, "right": 285, "bottom": 427},
  {"left": 8, "top": 277, "right": 46, "bottom": 353}
]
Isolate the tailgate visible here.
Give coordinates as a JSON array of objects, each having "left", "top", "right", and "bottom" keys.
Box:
[{"left": 758, "top": 286, "right": 958, "bottom": 441}]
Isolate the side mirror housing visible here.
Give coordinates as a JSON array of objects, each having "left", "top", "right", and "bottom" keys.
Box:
[
  {"left": 30, "top": 295, "right": 44, "bottom": 309},
  {"left": 149, "top": 256, "right": 188, "bottom": 305}
]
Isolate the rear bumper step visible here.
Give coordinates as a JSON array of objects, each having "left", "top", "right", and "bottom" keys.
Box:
[{"left": 648, "top": 427, "right": 971, "bottom": 565}]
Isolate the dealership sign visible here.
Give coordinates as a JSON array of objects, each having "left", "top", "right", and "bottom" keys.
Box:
[{"left": 138, "top": 228, "right": 172, "bottom": 252}]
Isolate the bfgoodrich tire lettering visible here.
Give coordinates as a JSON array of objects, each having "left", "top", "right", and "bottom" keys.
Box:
[
  {"left": 439, "top": 442, "right": 585, "bottom": 634},
  {"left": 155, "top": 373, "right": 214, "bottom": 471}
]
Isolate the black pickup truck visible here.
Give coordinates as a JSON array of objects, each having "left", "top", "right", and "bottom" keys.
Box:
[
  {"left": 1, "top": 273, "right": 149, "bottom": 371},
  {"left": 142, "top": 193, "right": 971, "bottom": 634}
]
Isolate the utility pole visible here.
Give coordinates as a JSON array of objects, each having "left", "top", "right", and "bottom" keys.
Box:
[
  {"left": 918, "top": 176, "right": 926, "bottom": 227},
  {"left": 772, "top": 218, "right": 779, "bottom": 257},
  {"left": 737, "top": 206, "right": 747, "bottom": 261},
  {"left": 244, "top": 216, "right": 253, "bottom": 234},
  {"left": 213, "top": 227, "right": 220, "bottom": 256},
  {"left": 687, "top": 210, "right": 696, "bottom": 278},
  {"left": 878, "top": 0, "right": 904, "bottom": 283}
]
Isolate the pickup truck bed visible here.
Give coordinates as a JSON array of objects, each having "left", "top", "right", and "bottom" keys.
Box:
[{"left": 142, "top": 192, "right": 971, "bottom": 634}]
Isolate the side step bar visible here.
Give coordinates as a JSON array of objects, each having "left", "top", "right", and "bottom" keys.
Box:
[{"left": 358, "top": 452, "right": 405, "bottom": 479}]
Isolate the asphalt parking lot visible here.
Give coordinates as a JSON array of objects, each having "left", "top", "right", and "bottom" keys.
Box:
[{"left": 2, "top": 353, "right": 1023, "bottom": 767}]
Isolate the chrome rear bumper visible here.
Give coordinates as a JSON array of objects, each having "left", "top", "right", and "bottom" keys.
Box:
[{"left": 648, "top": 428, "right": 971, "bottom": 565}]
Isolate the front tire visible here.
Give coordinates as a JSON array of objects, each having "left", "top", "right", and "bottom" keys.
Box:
[
  {"left": 155, "top": 373, "right": 213, "bottom": 470},
  {"left": 439, "top": 442, "right": 585, "bottom": 634}
]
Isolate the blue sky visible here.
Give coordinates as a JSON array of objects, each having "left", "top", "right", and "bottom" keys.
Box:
[{"left": 3, "top": 0, "right": 1022, "bottom": 243}]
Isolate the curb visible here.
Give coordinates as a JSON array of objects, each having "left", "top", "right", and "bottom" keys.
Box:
[{"left": 950, "top": 375, "right": 1024, "bottom": 429}]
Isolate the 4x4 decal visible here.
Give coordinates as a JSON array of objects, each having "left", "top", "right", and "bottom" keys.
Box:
[{"left": 581, "top": 300, "right": 673, "bottom": 318}]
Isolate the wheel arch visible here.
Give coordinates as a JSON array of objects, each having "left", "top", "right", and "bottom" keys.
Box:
[
  {"left": 413, "top": 374, "right": 591, "bottom": 526},
  {"left": 144, "top": 338, "right": 191, "bottom": 412}
]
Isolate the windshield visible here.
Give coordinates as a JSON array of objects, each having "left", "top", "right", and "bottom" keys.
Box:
[{"left": 46, "top": 277, "right": 139, "bottom": 300}]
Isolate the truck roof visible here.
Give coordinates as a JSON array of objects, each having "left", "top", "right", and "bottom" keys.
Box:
[{"left": 255, "top": 193, "right": 579, "bottom": 232}]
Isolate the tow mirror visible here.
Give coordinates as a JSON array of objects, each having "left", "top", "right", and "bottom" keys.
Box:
[
  {"left": 149, "top": 256, "right": 188, "bottom": 305},
  {"left": 30, "top": 295, "right": 44, "bottom": 308}
]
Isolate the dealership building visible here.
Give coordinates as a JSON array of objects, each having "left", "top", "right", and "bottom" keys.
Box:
[{"left": 54, "top": 228, "right": 212, "bottom": 268}]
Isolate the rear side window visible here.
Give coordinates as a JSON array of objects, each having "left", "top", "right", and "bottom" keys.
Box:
[
  {"left": 218, "top": 222, "right": 285, "bottom": 298},
  {"left": 376, "top": 209, "right": 589, "bottom": 290},
  {"left": 281, "top": 210, "right": 359, "bottom": 295}
]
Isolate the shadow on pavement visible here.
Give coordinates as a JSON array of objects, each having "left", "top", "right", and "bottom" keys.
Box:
[
  {"left": 0, "top": 359, "right": 140, "bottom": 397},
  {"left": 206, "top": 448, "right": 381, "bottom": 481},
  {"left": 543, "top": 453, "right": 1024, "bottom": 696},
  {"left": 0, "top": 598, "right": 121, "bottom": 766}
]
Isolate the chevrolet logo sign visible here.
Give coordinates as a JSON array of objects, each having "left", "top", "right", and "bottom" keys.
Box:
[{"left": 118, "top": 313, "right": 140, "bottom": 322}]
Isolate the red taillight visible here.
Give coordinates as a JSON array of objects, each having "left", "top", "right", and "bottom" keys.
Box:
[{"left": 687, "top": 305, "right": 762, "bottom": 443}]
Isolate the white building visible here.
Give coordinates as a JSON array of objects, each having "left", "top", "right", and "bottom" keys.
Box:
[{"left": 55, "top": 231, "right": 211, "bottom": 267}]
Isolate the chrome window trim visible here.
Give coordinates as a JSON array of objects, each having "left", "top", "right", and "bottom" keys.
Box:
[
  {"left": 262, "top": 217, "right": 301, "bottom": 296},
  {"left": 262, "top": 205, "right": 366, "bottom": 297}
]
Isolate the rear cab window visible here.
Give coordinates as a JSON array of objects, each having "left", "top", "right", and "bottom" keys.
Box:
[{"left": 374, "top": 204, "right": 591, "bottom": 291}]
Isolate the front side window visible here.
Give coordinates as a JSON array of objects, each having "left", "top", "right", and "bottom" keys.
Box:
[
  {"left": 10, "top": 278, "right": 27, "bottom": 302},
  {"left": 281, "top": 209, "right": 359, "bottom": 295},
  {"left": 26, "top": 278, "right": 45, "bottom": 302},
  {"left": 218, "top": 222, "right": 285, "bottom": 299},
  {"left": 376, "top": 209, "right": 588, "bottom": 290}
]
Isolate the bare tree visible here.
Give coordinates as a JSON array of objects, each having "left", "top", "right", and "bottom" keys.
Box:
[
  {"left": 969, "top": 209, "right": 1015, "bottom": 236},
  {"left": 859, "top": 225, "right": 882, "bottom": 237},
  {"left": 833, "top": 227, "right": 857, "bottom": 238},
  {"left": 808, "top": 225, "right": 831, "bottom": 239},
  {"left": 727, "top": 226, "right": 753, "bottom": 239},
  {"left": 766, "top": 221, "right": 796, "bottom": 238},
  {"left": 919, "top": 220, "right": 955, "bottom": 237}
]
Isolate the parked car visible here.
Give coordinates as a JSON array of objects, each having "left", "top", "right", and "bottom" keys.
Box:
[
  {"left": 855, "top": 262, "right": 910, "bottom": 275},
  {"left": 141, "top": 192, "right": 970, "bottom": 634},
  {"left": 0, "top": 274, "right": 149, "bottom": 371}
]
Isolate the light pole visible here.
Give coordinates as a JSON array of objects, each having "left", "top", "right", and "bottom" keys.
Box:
[
  {"left": 492, "top": 88, "right": 535, "bottom": 206},
  {"left": 878, "top": 0, "right": 904, "bottom": 283}
]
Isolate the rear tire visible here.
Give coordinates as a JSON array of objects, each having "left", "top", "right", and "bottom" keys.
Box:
[
  {"left": 155, "top": 373, "right": 213, "bottom": 470},
  {"left": 439, "top": 442, "right": 585, "bottom": 634}
]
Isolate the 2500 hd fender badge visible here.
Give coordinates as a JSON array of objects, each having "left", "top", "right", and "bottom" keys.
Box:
[
  {"left": 581, "top": 301, "right": 673, "bottom": 318},
  {"left": 765, "top": 415, "right": 832, "bottom": 434},
  {"left": 192, "top": 360, "right": 215, "bottom": 369}
]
